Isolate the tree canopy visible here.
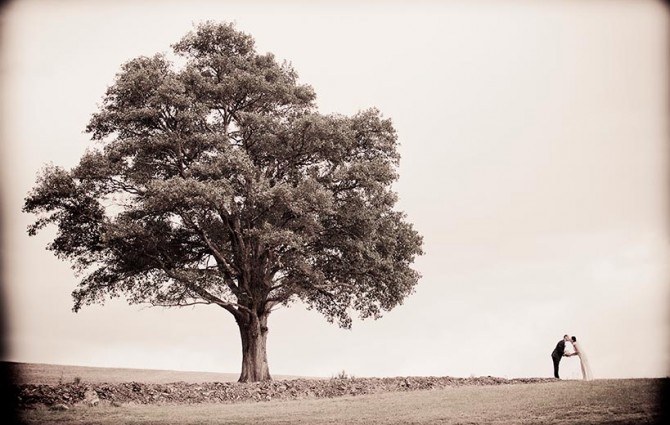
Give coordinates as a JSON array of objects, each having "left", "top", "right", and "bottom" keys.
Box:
[{"left": 24, "top": 22, "right": 423, "bottom": 381}]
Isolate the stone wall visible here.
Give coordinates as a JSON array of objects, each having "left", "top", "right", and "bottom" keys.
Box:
[{"left": 16, "top": 376, "right": 554, "bottom": 408}]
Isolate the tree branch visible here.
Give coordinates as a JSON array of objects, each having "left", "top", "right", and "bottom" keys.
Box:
[
  {"left": 165, "top": 269, "right": 251, "bottom": 316},
  {"left": 179, "top": 213, "right": 241, "bottom": 296},
  {"left": 152, "top": 300, "right": 213, "bottom": 308}
]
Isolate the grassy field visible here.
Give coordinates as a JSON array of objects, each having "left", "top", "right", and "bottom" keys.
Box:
[
  {"left": 17, "top": 379, "right": 665, "bottom": 425},
  {"left": 5, "top": 362, "right": 309, "bottom": 385}
]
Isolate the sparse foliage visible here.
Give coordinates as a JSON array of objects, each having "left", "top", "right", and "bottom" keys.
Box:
[
  {"left": 24, "top": 22, "right": 423, "bottom": 382},
  {"left": 331, "top": 370, "right": 355, "bottom": 380}
]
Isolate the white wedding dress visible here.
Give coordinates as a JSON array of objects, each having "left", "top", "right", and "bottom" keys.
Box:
[{"left": 572, "top": 341, "right": 593, "bottom": 380}]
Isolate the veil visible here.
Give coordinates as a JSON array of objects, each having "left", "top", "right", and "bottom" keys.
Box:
[{"left": 573, "top": 340, "right": 593, "bottom": 380}]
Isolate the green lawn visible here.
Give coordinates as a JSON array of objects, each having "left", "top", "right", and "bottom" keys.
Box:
[{"left": 18, "top": 379, "right": 663, "bottom": 425}]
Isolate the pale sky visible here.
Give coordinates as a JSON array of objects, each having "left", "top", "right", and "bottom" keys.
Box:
[{"left": 1, "top": 0, "right": 668, "bottom": 380}]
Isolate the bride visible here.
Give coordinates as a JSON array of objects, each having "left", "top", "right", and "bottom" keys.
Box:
[{"left": 567, "top": 336, "right": 593, "bottom": 380}]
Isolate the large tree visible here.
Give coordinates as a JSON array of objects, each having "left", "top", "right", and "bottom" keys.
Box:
[{"left": 24, "top": 22, "right": 423, "bottom": 382}]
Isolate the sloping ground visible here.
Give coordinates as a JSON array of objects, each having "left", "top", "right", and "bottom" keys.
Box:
[
  {"left": 15, "top": 376, "right": 554, "bottom": 408},
  {"left": 4, "top": 361, "right": 306, "bottom": 385}
]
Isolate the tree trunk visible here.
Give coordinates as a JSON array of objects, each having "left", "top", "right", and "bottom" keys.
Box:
[{"left": 237, "top": 312, "right": 272, "bottom": 382}]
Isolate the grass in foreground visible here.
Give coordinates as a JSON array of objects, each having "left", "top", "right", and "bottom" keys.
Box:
[{"left": 18, "top": 379, "right": 663, "bottom": 425}]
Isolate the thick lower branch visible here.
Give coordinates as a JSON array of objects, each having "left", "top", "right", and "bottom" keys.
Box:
[{"left": 164, "top": 270, "right": 251, "bottom": 317}]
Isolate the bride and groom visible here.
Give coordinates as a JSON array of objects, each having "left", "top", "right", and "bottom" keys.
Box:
[{"left": 551, "top": 334, "right": 592, "bottom": 380}]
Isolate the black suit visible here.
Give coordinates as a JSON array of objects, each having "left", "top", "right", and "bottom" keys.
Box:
[{"left": 551, "top": 340, "right": 566, "bottom": 378}]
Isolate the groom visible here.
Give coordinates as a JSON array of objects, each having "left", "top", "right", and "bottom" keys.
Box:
[{"left": 551, "top": 334, "right": 571, "bottom": 379}]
